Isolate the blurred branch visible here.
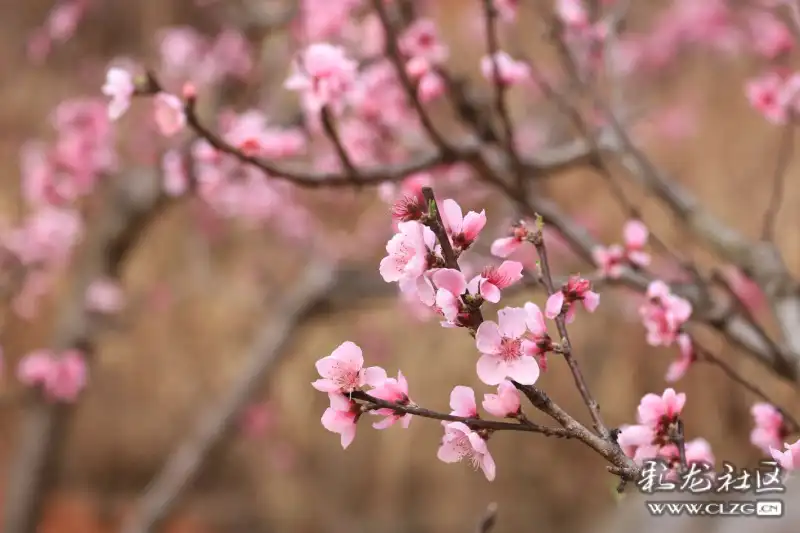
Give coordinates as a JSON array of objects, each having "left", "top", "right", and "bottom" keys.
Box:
[
  {"left": 119, "top": 260, "right": 338, "bottom": 533},
  {"left": 475, "top": 502, "right": 498, "bottom": 533},
  {"left": 3, "top": 169, "right": 168, "bottom": 533},
  {"left": 761, "top": 123, "right": 794, "bottom": 242}
]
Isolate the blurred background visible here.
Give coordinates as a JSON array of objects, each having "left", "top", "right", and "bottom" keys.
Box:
[{"left": 0, "top": 1, "right": 799, "bottom": 532}]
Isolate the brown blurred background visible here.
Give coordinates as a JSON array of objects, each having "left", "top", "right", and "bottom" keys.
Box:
[{"left": 0, "top": 1, "right": 799, "bottom": 532}]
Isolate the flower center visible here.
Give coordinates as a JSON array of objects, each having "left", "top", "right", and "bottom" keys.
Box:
[{"left": 499, "top": 337, "right": 522, "bottom": 362}]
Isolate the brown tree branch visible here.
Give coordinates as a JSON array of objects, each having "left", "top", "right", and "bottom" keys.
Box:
[
  {"left": 3, "top": 169, "right": 168, "bottom": 533},
  {"left": 474, "top": 502, "right": 498, "bottom": 533},
  {"left": 119, "top": 260, "right": 338, "bottom": 533}
]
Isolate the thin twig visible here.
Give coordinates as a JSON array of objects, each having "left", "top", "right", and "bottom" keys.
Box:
[
  {"left": 761, "top": 123, "right": 794, "bottom": 242},
  {"left": 369, "top": 0, "right": 452, "bottom": 153},
  {"left": 481, "top": 0, "right": 523, "bottom": 185},
  {"left": 694, "top": 343, "right": 800, "bottom": 434},
  {"left": 671, "top": 419, "right": 687, "bottom": 474},
  {"left": 531, "top": 224, "right": 609, "bottom": 439},
  {"left": 320, "top": 106, "right": 359, "bottom": 178},
  {"left": 352, "top": 391, "right": 570, "bottom": 436}
]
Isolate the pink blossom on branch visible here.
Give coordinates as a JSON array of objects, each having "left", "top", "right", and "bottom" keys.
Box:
[
  {"left": 556, "top": 0, "right": 590, "bottom": 29},
  {"left": 751, "top": 403, "right": 787, "bottom": 456},
  {"left": 398, "top": 19, "right": 449, "bottom": 65},
  {"left": 102, "top": 67, "right": 136, "bottom": 120},
  {"left": 592, "top": 219, "right": 651, "bottom": 279},
  {"left": 85, "top": 278, "right": 125, "bottom": 314},
  {"left": 312, "top": 341, "right": 387, "bottom": 394},
  {"left": 467, "top": 261, "right": 524, "bottom": 304},
  {"left": 490, "top": 222, "right": 532, "bottom": 258},
  {"left": 522, "top": 302, "right": 553, "bottom": 371},
  {"left": 665, "top": 333, "right": 695, "bottom": 382},
  {"left": 17, "top": 349, "right": 87, "bottom": 403},
  {"left": 321, "top": 393, "right": 361, "bottom": 449},
  {"left": 544, "top": 276, "right": 600, "bottom": 323},
  {"left": 480, "top": 52, "right": 531, "bottom": 86},
  {"left": 440, "top": 199, "right": 487, "bottom": 251},
  {"left": 284, "top": 43, "right": 358, "bottom": 116},
  {"left": 437, "top": 421, "right": 496, "bottom": 481},
  {"left": 475, "top": 307, "right": 541, "bottom": 385},
  {"left": 493, "top": 0, "right": 518, "bottom": 23},
  {"left": 368, "top": 370, "right": 414, "bottom": 429},
  {"left": 482, "top": 380, "right": 521, "bottom": 418},
  {"left": 449, "top": 386, "right": 478, "bottom": 419},
  {"left": 639, "top": 280, "right": 692, "bottom": 347},
  {"left": 770, "top": 440, "right": 800, "bottom": 471},
  {"left": 152, "top": 93, "right": 186, "bottom": 137},
  {"left": 379, "top": 221, "right": 438, "bottom": 295},
  {"left": 430, "top": 268, "right": 468, "bottom": 323}
]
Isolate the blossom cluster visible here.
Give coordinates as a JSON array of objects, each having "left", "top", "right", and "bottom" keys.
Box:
[
  {"left": 312, "top": 197, "right": 606, "bottom": 480},
  {"left": 617, "top": 388, "right": 714, "bottom": 477}
]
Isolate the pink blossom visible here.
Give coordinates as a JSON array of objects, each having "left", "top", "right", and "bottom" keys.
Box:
[
  {"left": 658, "top": 438, "right": 716, "bottom": 477},
  {"left": 153, "top": 93, "right": 186, "bottom": 137},
  {"left": 467, "top": 261, "right": 523, "bottom": 303},
  {"left": 480, "top": 52, "right": 530, "bottom": 86},
  {"left": 223, "top": 110, "right": 306, "bottom": 159},
  {"left": 593, "top": 220, "right": 650, "bottom": 278},
  {"left": 770, "top": 439, "right": 800, "bottom": 470},
  {"left": 399, "top": 19, "right": 448, "bottom": 64},
  {"left": 206, "top": 29, "right": 253, "bottom": 81},
  {"left": 4, "top": 207, "right": 83, "bottom": 267},
  {"left": 321, "top": 393, "right": 360, "bottom": 449},
  {"left": 746, "top": 10, "right": 793, "bottom": 59},
  {"left": 85, "top": 278, "right": 125, "bottom": 314},
  {"left": 430, "top": 268, "right": 468, "bottom": 323},
  {"left": 17, "top": 349, "right": 87, "bottom": 402},
  {"left": 617, "top": 424, "right": 657, "bottom": 463},
  {"left": 522, "top": 302, "right": 553, "bottom": 369},
  {"left": 475, "top": 307, "right": 540, "bottom": 385},
  {"left": 556, "top": 0, "right": 589, "bottom": 29},
  {"left": 545, "top": 276, "right": 600, "bottom": 323},
  {"left": 418, "top": 71, "right": 446, "bottom": 102},
  {"left": 665, "top": 333, "right": 695, "bottom": 382},
  {"left": 637, "top": 388, "right": 686, "bottom": 429},
  {"left": 379, "top": 221, "right": 437, "bottom": 294},
  {"left": 639, "top": 281, "right": 692, "bottom": 346},
  {"left": 745, "top": 72, "right": 790, "bottom": 124},
  {"left": 493, "top": 0, "right": 518, "bottom": 22},
  {"left": 17, "top": 350, "right": 53, "bottom": 387},
  {"left": 440, "top": 199, "right": 487, "bottom": 250},
  {"left": 449, "top": 385, "right": 478, "bottom": 418},
  {"left": 158, "top": 26, "right": 206, "bottom": 83},
  {"left": 312, "top": 341, "right": 387, "bottom": 394},
  {"left": 482, "top": 380, "right": 521, "bottom": 418},
  {"left": 368, "top": 370, "right": 413, "bottom": 429},
  {"left": 490, "top": 224, "right": 530, "bottom": 258},
  {"left": 751, "top": 403, "right": 787, "bottom": 456},
  {"left": 285, "top": 43, "right": 358, "bottom": 115},
  {"left": 592, "top": 244, "right": 626, "bottom": 278},
  {"left": 101, "top": 67, "right": 135, "bottom": 120},
  {"left": 437, "top": 421, "right": 496, "bottom": 481},
  {"left": 623, "top": 220, "right": 650, "bottom": 267}
]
